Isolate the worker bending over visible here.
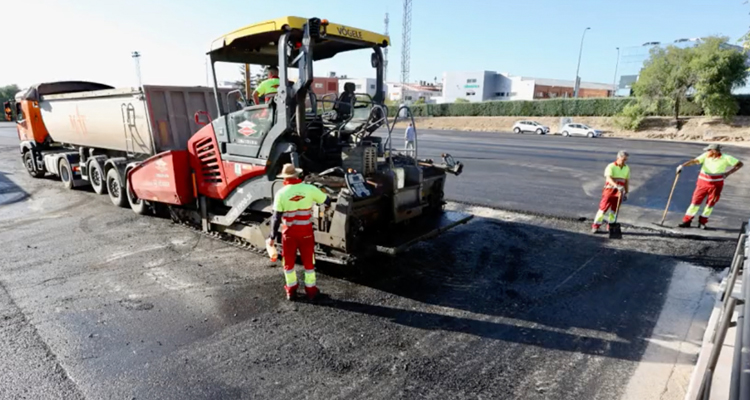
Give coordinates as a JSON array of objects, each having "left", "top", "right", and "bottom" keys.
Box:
[
  {"left": 252, "top": 66, "right": 280, "bottom": 105},
  {"left": 268, "top": 164, "right": 331, "bottom": 300},
  {"left": 676, "top": 144, "right": 743, "bottom": 229},
  {"left": 592, "top": 150, "right": 630, "bottom": 233}
]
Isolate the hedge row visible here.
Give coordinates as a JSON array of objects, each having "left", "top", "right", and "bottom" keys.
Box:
[{"left": 388, "top": 95, "right": 750, "bottom": 118}]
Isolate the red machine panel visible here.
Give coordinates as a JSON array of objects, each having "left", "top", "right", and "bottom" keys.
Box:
[
  {"left": 128, "top": 150, "right": 195, "bottom": 205},
  {"left": 187, "top": 123, "right": 267, "bottom": 200}
]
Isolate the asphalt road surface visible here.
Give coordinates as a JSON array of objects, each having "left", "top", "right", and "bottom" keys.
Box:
[
  {"left": 0, "top": 121, "right": 743, "bottom": 399},
  {"left": 411, "top": 129, "right": 750, "bottom": 233}
]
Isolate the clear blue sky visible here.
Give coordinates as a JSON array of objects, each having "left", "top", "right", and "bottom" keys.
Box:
[{"left": 2, "top": 0, "right": 748, "bottom": 88}]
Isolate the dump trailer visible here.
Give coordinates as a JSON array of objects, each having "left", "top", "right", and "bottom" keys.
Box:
[
  {"left": 16, "top": 82, "right": 239, "bottom": 205},
  {"left": 17, "top": 16, "right": 472, "bottom": 264}
]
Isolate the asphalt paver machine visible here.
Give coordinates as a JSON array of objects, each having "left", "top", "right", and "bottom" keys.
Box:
[{"left": 131, "top": 16, "right": 472, "bottom": 263}]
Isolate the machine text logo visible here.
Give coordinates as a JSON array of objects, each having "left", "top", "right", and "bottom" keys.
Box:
[{"left": 336, "top": 26, "right": 363, "bottom": 40}]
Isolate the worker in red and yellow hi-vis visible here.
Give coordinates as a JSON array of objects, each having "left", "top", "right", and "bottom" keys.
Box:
[
  {"left": 252, "top": 66, "right": 280, "bottom": 105},
  {"left": 267, "top": 164, "right": 331, "bottom": 300},
  {"left": 591, "top": 150, "right": 630, "bottom": 234},
  {"left": 677, "top": 144, "right": 743, "bottom": 229}
]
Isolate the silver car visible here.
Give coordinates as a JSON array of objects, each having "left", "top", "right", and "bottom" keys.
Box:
[
  {"left": 561, "top": 123, "right": 602, "bottom": 138},
  {"left": 512, "top": 120, "right": 550, "bottom": 135}
]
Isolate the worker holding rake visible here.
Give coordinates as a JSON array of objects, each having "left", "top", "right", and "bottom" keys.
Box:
[
  {"left": 676, "top": 144, "right": 743, "bottom": 229},
  {"left": 591, "top": 151, "right": 630, "bottom": 234}
]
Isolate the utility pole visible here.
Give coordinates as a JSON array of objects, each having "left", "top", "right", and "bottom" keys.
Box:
[
  {"left": 400, "top": 0, "right": 412, "bottom": 100},
  {"left": 612, "top": 47, "right": 620, "bottom": 97},
  {"left": 384, "top": 12, "right": 389, "bottom": 83},
  {"left": 573, "top": 27, "right": 590, "bottom": 98},
  {"left": 131, "top": 51, "right": 143, "bottom": 89},
  {"left": 244, "top": 64, "right": 252, "bottom": 101}
]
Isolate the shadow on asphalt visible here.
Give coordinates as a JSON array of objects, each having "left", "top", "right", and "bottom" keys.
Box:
[
  {"left": 0, "top": 171, "right": 29, "bottom": 206},
  {"left": 317, "top": 217, "right": 733, "bottom": 363}
]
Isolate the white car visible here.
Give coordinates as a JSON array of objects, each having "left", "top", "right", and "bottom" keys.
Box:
[
  {"left": 512, "top": 120, "right": 550, "bottom": 135},
  {"left": 561, "top": 123, "right": 602, "bottom": 138}
]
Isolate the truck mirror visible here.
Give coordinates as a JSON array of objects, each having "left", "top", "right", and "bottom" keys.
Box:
[
  {"left": 194, "top": 110, "right": 211, "bottom": 126},
  {"left": 3, "top": 101, "right": 12, "bottom": 122},
  {"left": 371, "top": 53, "right": 380, "bottom": 68}
]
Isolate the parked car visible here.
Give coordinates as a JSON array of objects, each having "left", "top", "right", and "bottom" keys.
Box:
[
  {"left": 561, "top": 123, "right": 602, "bottom": 138},
  {"left": 512, "top": 120, "right": 550, "bottom": 135}
]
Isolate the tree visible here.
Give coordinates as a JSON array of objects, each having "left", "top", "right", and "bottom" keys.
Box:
[
  {"left": 691, "top": 37, "right": 749, "bottom": 120},
  {"left": 0, "top": 84, "right": 20, "bottom": 100},
  {"left": 633, "top": 45, "right": 697, "bottom": 121}
]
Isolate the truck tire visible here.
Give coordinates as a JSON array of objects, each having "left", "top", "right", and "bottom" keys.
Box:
[
  {"left": 126, "top": 177, "right": 148, "bottom": 215},
  {"left": 106, "top": 168, "right": 128, "bottom": 208},
  {"left": 23, "top": 151, "right": 44, "bottom": 178},
  {"left": 89, "top": 161, "right": 106, "bottom": 195},
  {"left": 59, "top": 158, "right": 74, "bottom": 190}
]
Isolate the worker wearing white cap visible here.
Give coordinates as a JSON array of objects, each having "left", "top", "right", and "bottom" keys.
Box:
[
  {"left": 592, "top": 150, "right": 630, "bottom": 233},
  {"left": 676, "top": 143, "right": 743, "bottom": 229}
]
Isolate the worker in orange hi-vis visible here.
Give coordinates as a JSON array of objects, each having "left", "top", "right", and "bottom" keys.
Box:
[
  {"left": 591, "top": 150, "right": 630, "bottom": 234},
  {"left": 676, "top": 143, "right": 743, "bottom": 229},
  {"left": 267, "top": 164, "right": 331, "bottom": 301}
]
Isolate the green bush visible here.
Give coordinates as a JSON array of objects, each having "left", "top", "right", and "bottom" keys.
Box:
[
  {"left": 385, "top": 96, "right": 748, "bottom": 118},
  {"left": 614, "top": 103, "right": 647, "bottom": 130}
]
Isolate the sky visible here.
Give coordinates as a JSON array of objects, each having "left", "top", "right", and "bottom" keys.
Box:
[{"left": 1, "top": 0, "right": 748, "bottom": 89}]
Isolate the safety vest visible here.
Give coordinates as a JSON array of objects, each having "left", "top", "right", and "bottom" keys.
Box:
[
  {"left": 256, "top": 77, "right": 280, "bottom": 100},
  {"left": 273, "top": 181, "right": 327, "bottom": 230},
  {"left": 696, "top": 152, "right": 739, "bottom": 182},
  {"left": 604, "top": 162, "right": 630, "bottom": 187}
]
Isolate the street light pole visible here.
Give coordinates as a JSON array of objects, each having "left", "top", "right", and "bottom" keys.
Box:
[
  {"left": 612, "top": 47, "right": 620, "bottom": 97},
  {"left": 573, "top": 27, "right": 591, "bottom": 98}
]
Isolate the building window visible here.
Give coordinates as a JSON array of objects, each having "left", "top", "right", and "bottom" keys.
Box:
[
  {"left": 356, "top": 84, "right": 363, "bottom": 90},
  {"left": 466, "top": 91, "right": 475, "bottom": 96},
  {"left": 314, "top": 83, "right": 323, "bottom": 89},
  {"left": 405, "top": 96, "right": 413, "bottom": 100},
  {"left": 370, "top": 84, "right": 375, "bottom": 89},
  {"left": 495, "top": 92, "right": 506, "bottom": 97},
  {"left": 536, "top": 92, "right": 544, "bottom": 97},
  {"left": 550, "top": 93, "right": 558, "bottom": 98},
  {"left": 466, "top": 78, "right": 477, "bottom": 83}
]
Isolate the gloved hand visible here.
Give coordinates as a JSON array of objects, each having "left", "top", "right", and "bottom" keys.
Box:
[
  {"left": 676, "top": 165, "right": 683, "bottom": 174},
  {"left": 266, "top": 238, "right": 275, "bottom": 247},
  {"left": 622, "top": 193, "right": 628, "bottom": 202}
]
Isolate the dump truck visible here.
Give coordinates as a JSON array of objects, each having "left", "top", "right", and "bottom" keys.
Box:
[{"left": 16, "top": 16, "right": 472, "bottom": 264}]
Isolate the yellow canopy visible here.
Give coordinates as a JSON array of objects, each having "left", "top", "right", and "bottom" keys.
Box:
[{"left": 209, "top": 16, "right": 390, "bottom": 65}]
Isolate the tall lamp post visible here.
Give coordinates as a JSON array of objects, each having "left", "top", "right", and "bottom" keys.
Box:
[
  {"left": 573, "top": 27, "right": 591, "bottom": 98},
  {"left": 612, "top": 47, "right": 620, "bottom": 97},
  {"left": 131, "top": 51, "right": 142, "bottom": 89}
]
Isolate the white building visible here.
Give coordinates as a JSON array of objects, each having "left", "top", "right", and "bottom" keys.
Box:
[
  {"left": 338, "top": 78, "right": 385, "bottom": 98},
  {"left": 386, "top": 82, "right": 442, "bottom": 104},
  {"left": 441, "top": 71, "right": 613, "bottom": 103}
]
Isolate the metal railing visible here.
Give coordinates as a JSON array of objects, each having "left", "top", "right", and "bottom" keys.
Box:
[{"left": 695, "top": 221, "right": 748, "bottom": 399}]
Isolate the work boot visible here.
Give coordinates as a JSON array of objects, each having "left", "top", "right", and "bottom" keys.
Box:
[
  {"left": 677, "top": 220, "right": 692, "bottom": 228},
  {"left": 590, "top": 224, "right": 601, "bottom": 234},
  {"left": 305, "top": 286, "right": 320, "bottom": 301},
  {"left": 698, "top": 223, "right": 709, "bottom": 230},
  {"left": 285, "top": 284, "right": 299, "bottom": 301},
  {"left": 698, "top": 217, "right": 709, "bottom": 230}
]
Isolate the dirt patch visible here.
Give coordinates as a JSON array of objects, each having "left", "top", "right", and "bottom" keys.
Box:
[{"left": 397, "top": 116, "right": 750, "bottom": 143}]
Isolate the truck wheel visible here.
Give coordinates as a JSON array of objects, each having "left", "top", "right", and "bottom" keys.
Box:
[
  {"left": 59, "top": 158, "right": 74, "bottom": 190},
  {"left": 106, "top": 168, "right": 128, "bottom": 208},
  {"left": 89, "top": 162, "right": 106, "bottom": 195},
  {"left": 23, "top": 151, "right": 44, "bottom": 178},
  {"left": 126, "top": 178, "right": 148, "bottom": 215}
]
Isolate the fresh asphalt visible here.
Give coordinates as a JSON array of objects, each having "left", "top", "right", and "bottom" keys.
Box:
[
  {"left": 0, "top": 121, "right": 743, "bottom": 399},
  {"left": 412, "top": 129, "right": 750, "bottom": 233}
]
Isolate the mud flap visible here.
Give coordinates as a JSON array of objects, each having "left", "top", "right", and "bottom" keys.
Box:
[{"left": 375, "top": 211, "right": 473, "bottom": 255}]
